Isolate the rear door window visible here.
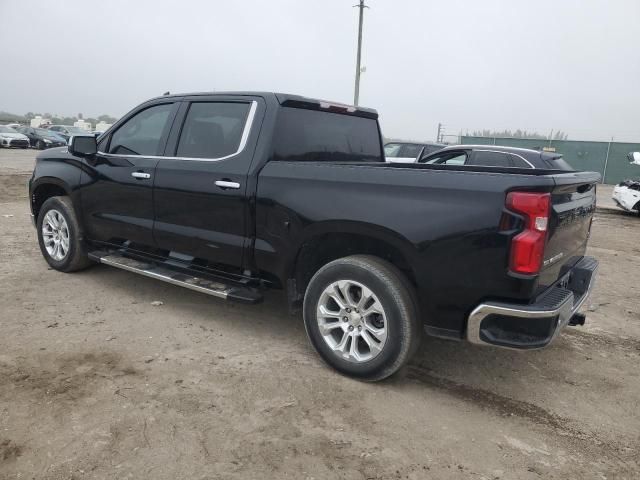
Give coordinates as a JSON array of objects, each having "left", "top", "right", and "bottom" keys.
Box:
[
  {"left": 273, "top": 107, "right": 382, "bottom": 162},
  {"left": 423, "top": 151, "right": 468, "bottom": 165},
  {"left": 468, "top": 150, "right": 512, "bottom": 167},
  {"left": 176, "top": 102, "right": 251, "bottom": 159}
]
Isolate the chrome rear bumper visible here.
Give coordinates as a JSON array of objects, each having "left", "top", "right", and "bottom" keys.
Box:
[{"left": 467, "top": 256, "right": 598, "bottom": 349}]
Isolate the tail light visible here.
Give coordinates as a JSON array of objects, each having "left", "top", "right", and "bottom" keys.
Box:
[{"left": 506, "top": 192, "right": 551, "bottom": 275}]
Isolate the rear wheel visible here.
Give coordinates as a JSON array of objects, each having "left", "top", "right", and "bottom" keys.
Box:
[
  {"left": 37, "top": 140, "right": 45, "bottom": 150},
  {"left": 37, "top": 196, "right": 93, "bottom": 272},
  {"left": 303, "top": 255, "right": 420, "bottom": 381}
]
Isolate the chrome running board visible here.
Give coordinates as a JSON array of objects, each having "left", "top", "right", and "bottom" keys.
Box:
[{"left": 88, "top": 251, "right": 263, "bottom": 304}]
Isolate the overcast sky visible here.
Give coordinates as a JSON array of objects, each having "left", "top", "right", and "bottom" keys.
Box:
[{"left": 1, "top": 0, "right": 638, "bottom": 141}]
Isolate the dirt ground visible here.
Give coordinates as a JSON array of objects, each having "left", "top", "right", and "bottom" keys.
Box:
[{"left": 1, "top": 149, "right": 639, "bottom": 479}]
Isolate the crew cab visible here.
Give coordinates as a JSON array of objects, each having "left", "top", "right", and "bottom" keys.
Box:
[{"left": 29, "top": 92, "right": 599, "bottom": 380}]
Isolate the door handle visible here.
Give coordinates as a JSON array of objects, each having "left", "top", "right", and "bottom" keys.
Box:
[
  {"left": 215, "top": 180, "right": 240, "bottom": 189},
  {"left": 131, "top": 172, "right": 151, "bottom": 179}
]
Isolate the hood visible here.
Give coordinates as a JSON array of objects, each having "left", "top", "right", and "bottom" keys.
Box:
[
  {"left": 0, "top": 132, "right": 29, "bottom": 140},
  {"left": 43, "top": 133, "right": 67, "bottom": 143}
]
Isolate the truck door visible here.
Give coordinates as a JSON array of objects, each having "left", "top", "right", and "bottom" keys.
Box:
[
  {"left": 79, "top": 102, "right": 178, "bottom": 248},
  {"left": 152, "top": 96, "right": 262, "bottom": 271}
]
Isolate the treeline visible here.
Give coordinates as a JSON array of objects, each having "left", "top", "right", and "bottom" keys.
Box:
[{"left": 472, "top": 129, "right": 568, "bottom": 140}]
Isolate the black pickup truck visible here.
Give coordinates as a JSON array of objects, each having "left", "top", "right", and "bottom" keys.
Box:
[{"left": 28, "top": 92, "right": 599, "bottom": 380}]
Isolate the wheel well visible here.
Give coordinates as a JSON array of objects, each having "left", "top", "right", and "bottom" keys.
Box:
[
  {"left": 291, "top": 233, "right": 416, "bottom": 302},
  {"left": 32, "top": 184, "right": 67, "bottom": 219}
]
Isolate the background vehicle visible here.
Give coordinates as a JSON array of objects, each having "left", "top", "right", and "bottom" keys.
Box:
[
  {"left": 420, "top": 144, "right": 575, "bottom": 170},
  {"left": 612, "top": 152, "right": 640, "bottom": 215},
  {"left": 0, "top": 125, "right": 30, "bottom": 148},
  {"left": 16, "top": 126, "right": 67, "bottom": 149},
  {"left": 28, "top": 92, "right": 599, "bottom": 381},
  {"left": 47, "top": 125, "right": 92, "bottom": 142},
  {"left": 384, "top": 141, "right": 444, "bottom": 163}
]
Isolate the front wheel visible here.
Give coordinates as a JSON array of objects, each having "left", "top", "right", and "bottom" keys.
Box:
[
  {"left": 37, "top": 140, "right": 45, "bottom": 150},
  {"left": 303, "top": 255, "right": 420, "bottom": 381},
  {"left": 37, "top": 196, "right": 93, "bottom": 272}
]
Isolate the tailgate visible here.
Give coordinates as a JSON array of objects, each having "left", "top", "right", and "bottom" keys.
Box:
[{"left": 538, "top": 172, "right": 600, "bottom": 289}]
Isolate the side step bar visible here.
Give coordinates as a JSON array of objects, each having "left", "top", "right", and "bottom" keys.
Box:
[{"left": 88, "top": 251, "right": 263, "bottom": 304}]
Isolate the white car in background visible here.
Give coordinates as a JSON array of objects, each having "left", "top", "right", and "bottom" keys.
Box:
[
  {"left": 0, "top": 125, "right": 30, "bottom": 149},
  {"left": 612, "top": 152, "right": 640, "bottom": 216},
  {"left": 384, "top": 141, "right": 445, "bottom": 163}
]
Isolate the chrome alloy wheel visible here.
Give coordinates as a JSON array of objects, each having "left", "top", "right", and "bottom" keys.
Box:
[
  {"left": 316, "top": 280, "right": 388, "bottom": 363},
  {"left": 42, "top": 209, "right": 70, "bottom": 261}
]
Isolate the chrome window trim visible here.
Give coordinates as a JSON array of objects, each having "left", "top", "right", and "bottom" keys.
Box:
[{"left": 97, "top": 100, "right": 258, "bottom": 163}]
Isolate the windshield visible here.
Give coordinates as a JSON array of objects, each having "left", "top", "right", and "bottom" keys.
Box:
[
  {"left": 546, "top": 155, "right": 574, "bottom": 171},
  {"left": 35, "top": 128, "right": 60, "bottom": 138},
  {"left": 0, "top": 126, "right": 18, "bottom": 133},
  {"left": 66, "top": 126, "right": 90, "bottom": 134}
]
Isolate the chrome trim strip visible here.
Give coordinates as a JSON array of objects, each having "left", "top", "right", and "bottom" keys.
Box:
[
  {"left": 97, "top": 254, "right": 230, "bottom": 299},
  {"left": 466, "top": 258, "right": 598, "bottom": 349},
  {"left": 96, "top": 100, "right": 258, "bottom": 163}
]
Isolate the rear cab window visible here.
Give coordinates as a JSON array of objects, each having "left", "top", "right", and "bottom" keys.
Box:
[{"left": 272, "top": 107, "right": 383, "bottom": 162}]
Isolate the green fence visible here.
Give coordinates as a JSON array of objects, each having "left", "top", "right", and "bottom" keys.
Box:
[{"left": 460, "top": 136, "right": 640, "bottom": 184}]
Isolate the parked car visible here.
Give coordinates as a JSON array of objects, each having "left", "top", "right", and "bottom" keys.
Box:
[
  {"left": 384, "top": 141, "right": 445, "bottom": 163},
  {"left": 28, "top": 92, "right": 599, "bottom": 381},
  {"left": 612, "top": 152, "right": 640, "bottom": 215},
  {"left": 419, "top": 145, "right": 575, "bottom": 169},
  {"left": 47, "top": 125, "right": 92, "bottom": 142},
  {"left": 16, "top": 126, "right": 67, "bottom": 149},
  {"left": 0, "top": 125, "right": 30, "bottom": 148}
]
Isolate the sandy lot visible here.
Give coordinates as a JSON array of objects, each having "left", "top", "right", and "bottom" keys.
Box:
[{"left": 1, "top": 149, "right": 639, "bottom": 479}]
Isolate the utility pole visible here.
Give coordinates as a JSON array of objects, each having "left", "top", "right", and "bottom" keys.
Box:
[
  {"left": 353, "top": 0, "right": 368, "bottom": 106},
  {"left": 436, "top": 123, "right": 442, "bottom": 143}
]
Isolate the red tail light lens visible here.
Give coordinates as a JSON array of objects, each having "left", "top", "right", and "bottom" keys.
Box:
[{"left": 506, "top": 192, "right": 551, "bottom": 275}]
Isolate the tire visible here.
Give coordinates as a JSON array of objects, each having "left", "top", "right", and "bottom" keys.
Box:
[
  {"left": 36, "top": 196, "right": 93, "bottom": 272},
  {"left": 303, "top": 255, "right": 420, "bottom": 381},
  {"left": 37, "top": 140, "right": 45, "bottom": 150}
]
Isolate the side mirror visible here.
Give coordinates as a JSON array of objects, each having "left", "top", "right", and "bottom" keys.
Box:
[
  {"left": 628, "top": 152, "right": 640, "bottom": 166},
  {"left": 69, "top": 135, "right": 97, "bottom": 157}
]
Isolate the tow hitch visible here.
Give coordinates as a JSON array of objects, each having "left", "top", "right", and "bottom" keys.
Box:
[{"left": 569, "top": 312, "right": 586, "bottom": 326}]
